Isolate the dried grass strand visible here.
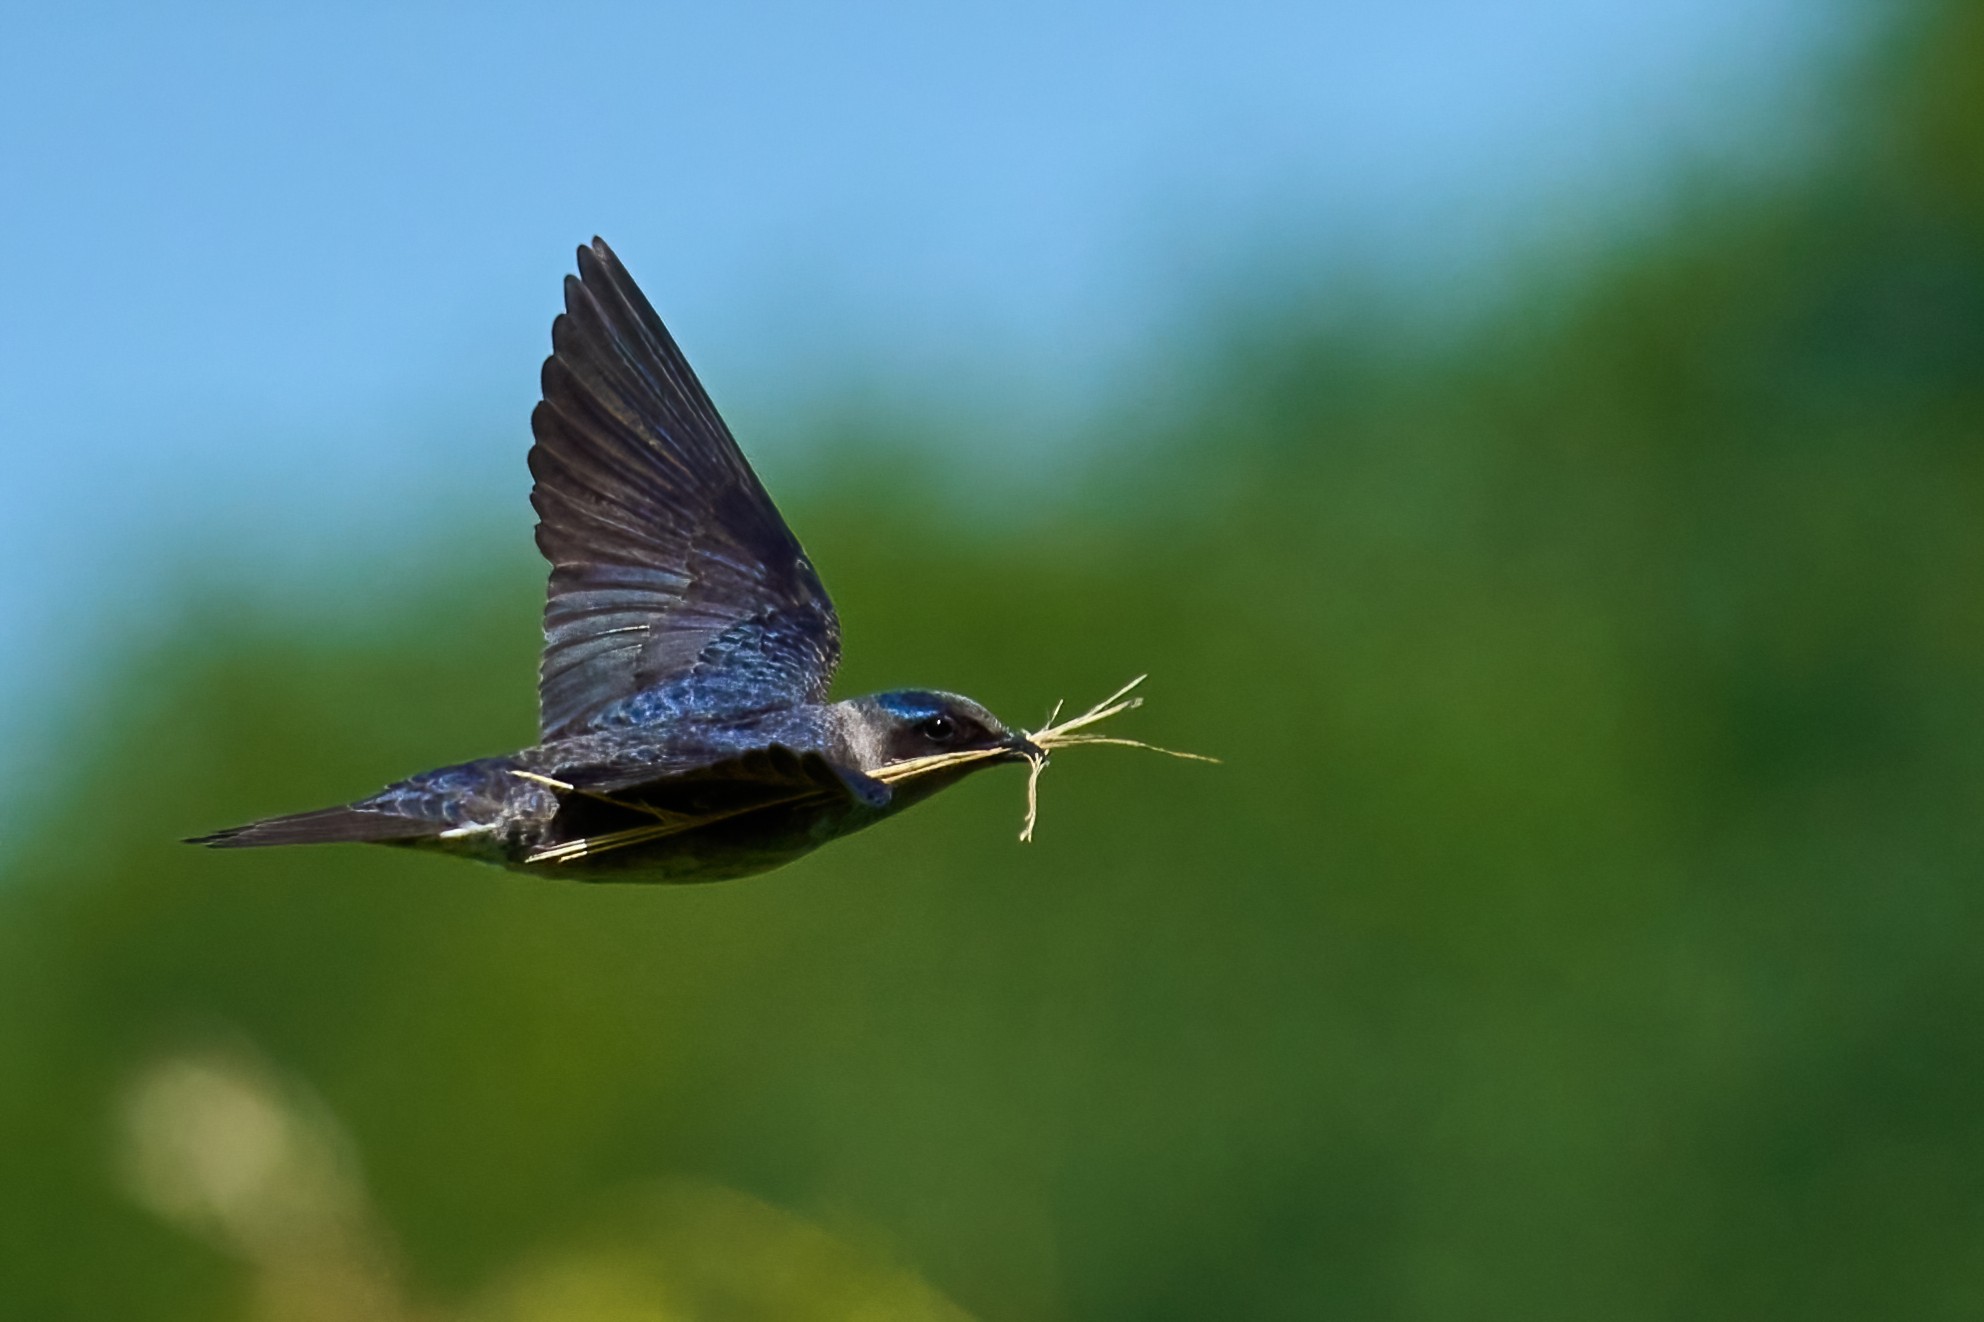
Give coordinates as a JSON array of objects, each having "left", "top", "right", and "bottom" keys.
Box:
[{"left": 1011, "top": 674, "right": 1218, "bottom": 841}]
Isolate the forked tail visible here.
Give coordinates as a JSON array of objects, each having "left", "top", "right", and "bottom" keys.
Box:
[{"left": 186, "top": 805, "right": 447, "bottom": 849}]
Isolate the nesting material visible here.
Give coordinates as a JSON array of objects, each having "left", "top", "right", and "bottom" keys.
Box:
[
  {"left": 869, "top": 674, "right": 1217, "bottom": 840},
  {"left": 521, "top": 676, "right": 1215, "bottom": 864}
]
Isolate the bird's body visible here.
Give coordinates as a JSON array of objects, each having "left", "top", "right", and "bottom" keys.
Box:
[{"left": 191, "top": 240, "right": 1032, "bottom": 883}]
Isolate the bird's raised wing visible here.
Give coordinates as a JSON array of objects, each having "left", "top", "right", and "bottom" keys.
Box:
[{"left": 529, "top": 239, "right": 839, "bottom": 739}]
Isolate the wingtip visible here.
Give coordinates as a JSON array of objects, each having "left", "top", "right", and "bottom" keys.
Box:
[
  {"left": 577, "top": 238, "right": 635, "bottom": 296},
  {"left": 575, "top": 240, "right": 612, "bottom": 285}
]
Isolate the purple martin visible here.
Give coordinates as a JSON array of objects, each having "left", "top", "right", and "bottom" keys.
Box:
[{"left": 191, "top": 239, "right": 1038, "bottom": 883}]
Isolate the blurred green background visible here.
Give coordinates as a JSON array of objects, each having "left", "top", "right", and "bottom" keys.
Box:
[{"left": 7, "top": 3, "right": 1984, "bottom": 1318}]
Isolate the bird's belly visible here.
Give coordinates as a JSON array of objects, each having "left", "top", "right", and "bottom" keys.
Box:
[{"left": 410, "top": 797, "right": 890, "bottom": 885}]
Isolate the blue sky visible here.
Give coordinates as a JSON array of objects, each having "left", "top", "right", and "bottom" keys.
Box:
[{"left": 3, "top": 0, "right": 1854, "bottom": 797}]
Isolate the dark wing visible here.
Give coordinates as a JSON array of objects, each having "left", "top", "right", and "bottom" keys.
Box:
[
  {"left": 566, "top": 743, "right": 890, "bottom": 809},
  {"left": 529, "top": 238, "right": 840, "bottom": 739},
  {"left": 543, "top": 744, "right": 891, "bottom": 850}
]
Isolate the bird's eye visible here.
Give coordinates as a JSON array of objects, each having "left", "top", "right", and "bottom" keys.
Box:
[{"left": 918, "top": 715, "right": 957, "bottom": 743}]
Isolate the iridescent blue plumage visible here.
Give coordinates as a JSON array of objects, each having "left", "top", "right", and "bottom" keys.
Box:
[{"left": 189, "top": 239, "right": 1031, "bottom": 882}]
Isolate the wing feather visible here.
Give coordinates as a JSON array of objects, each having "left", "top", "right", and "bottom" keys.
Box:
[{"left": 530, "top": 239, "right": 839, "bottom": 739}]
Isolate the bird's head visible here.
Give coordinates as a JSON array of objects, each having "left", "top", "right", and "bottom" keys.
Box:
[{"left": 836, "top": 689, "right": 1039, "bottom": 774}]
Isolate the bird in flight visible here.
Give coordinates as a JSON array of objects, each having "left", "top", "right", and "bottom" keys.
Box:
[{"left": 190, "top": 239, "right": 1046, "bottom": 883}]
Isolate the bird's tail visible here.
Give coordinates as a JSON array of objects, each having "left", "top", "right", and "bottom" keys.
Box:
[{"left": 186, "top": 804, "right": 447, "bottom": 849}]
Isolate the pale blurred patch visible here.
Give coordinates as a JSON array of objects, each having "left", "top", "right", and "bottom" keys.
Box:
[
  {"left": 472, "top": 1182, "right": 973, "bottom": 1322},
  {"left": 117, "top": 1043, "right": 971, "bottom": 1322},
  {"left": 116, "top": 1043, "right": 419, "bottom": 1322}
]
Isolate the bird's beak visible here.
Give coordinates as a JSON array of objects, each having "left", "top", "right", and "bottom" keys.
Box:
[{"left": 1000, "top": 731, "right": 1045, "bottom": 763}]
